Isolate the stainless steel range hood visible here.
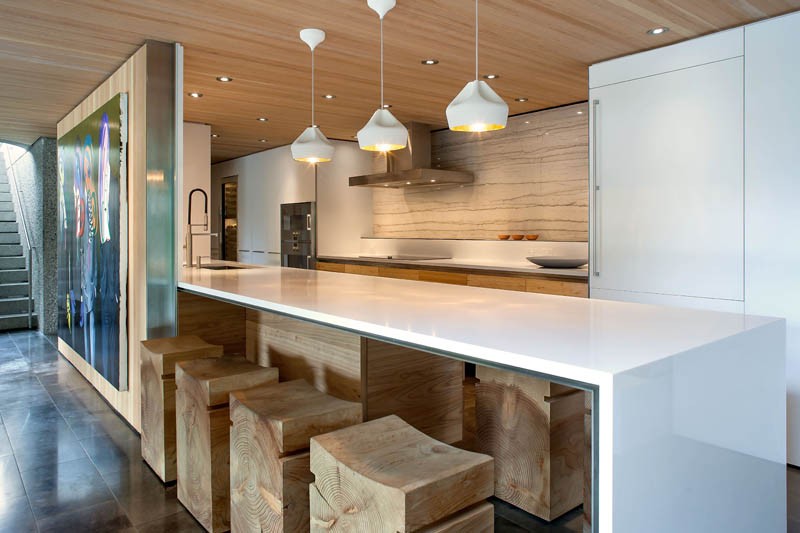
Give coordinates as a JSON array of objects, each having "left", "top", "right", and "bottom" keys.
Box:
[{"left": 349, "top": 122, "right": 473, "bottom": 189}]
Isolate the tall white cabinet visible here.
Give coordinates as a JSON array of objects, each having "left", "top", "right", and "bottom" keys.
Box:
[
  {"left": 589, "top": 14, "right": 800, "bottom": 465},
  {"left": 589, "top": 29, "right": 745, "bottom": 312},
  {"left": 744, "top": 11, "right": 800, "bottom": 466}
]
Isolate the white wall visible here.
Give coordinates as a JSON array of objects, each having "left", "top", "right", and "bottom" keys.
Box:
[
  {"left": 181, "top": 122, "right": 211, "bottom": 265},
  {"left": 211, "top": 140, "right": 376, "bottom": 265}
]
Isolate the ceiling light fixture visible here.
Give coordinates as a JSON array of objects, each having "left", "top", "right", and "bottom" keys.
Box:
[
  {"left": 357, "top": 0, "right": 408, "bottom": 152},
  {"left": 323, "top": 94, "right": 336, "bottom": 99},
  {"left": 577, "top": 111, "right": 584, "bottom": 115},
  {"left": 216, "top": 76, "right": 233, "bottom": 82},
  {"left": 259, "top": 139, "right": 267, "bottom": 143},
  {"left": 188, "top": 92, "right": 203, "bottom": 98},
  {"left": 257, "top": 117, "right": 268, "bottom": 122},
  {"left": 647, "top": 26, "right": 669, "bottom": 35},
  {"left": 382, "top": 104, "right": 392, "bottom": 108},
  {"left": 482, "top": 74, "right": 499, "bottom": 79},
  {"left": 515, "top": 97, "right": 528, "bottom": 102},
  {"left": 421, "top": 59, "right": 439, "bottom": 65},
  {"left": 291, "top": 29, "right": 335, "bottom": 164},
  {"left": 446, "top": 0, "right": 508, "bottom": 132},
  {"left": 211, "top": 133, "right": 219, "bottom": 138}
]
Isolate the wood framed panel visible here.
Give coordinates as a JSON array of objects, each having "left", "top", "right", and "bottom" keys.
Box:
[{"left": 177, "top": 291, "right": 247, "bottom": 355}]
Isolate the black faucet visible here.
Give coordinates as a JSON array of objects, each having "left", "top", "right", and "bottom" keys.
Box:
[
  {"left": 186, "top": 188, "right": 216, "bottom": 267},
  {"left": 188, "top": 188, "right": 208, "bottom": 228}
]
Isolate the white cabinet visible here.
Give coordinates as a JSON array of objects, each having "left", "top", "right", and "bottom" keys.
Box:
[
  {"left": 744, "top": 11, "right": 800, "bottom": 466},
  {"left": 589, "top": 30, "right": 744, "bottom": 307}
]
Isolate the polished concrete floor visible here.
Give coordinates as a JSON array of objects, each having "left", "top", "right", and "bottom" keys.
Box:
[{"left": 0, "top": 331, "right": 796, "bottom": 532}]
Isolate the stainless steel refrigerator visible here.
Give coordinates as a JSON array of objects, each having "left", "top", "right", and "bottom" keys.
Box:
[{"left": 280, "top": 202, "right": 316, "bottom": 269}]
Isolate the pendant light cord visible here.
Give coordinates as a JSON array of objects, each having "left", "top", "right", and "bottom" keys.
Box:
[
  {"left": 380, "top": 16, "right": 384, "bottom": 107},
  {"left": 311, "top": 48, "right": 316, "bottom": 126},
  {"left": 475, "top": 0, "right": 479, "bottom": 81}
]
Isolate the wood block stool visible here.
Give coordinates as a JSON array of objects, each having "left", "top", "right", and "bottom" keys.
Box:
[
  {"left": 229, "top": 379, "right": 363, "bottom": 532},
  {"left": 475, "top": 366, "right": 584, "bottom": 521},
  {"left": 176, "top": 357, "right": 279, "bottom": 532},
  {"left": 140, "top": 335, "right": 223, "bottom": 483},
  {"left": 309, "top": 415, "right": 495, "bottom": 532}
]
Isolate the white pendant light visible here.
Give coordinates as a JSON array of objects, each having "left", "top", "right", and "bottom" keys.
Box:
[
  {"left": 446, "top": 0, "right": 508, "bottom": 132},
  {"left": 292, "top": 28, "right": 335, "bottom": 163},
  {"left": 357, "top": 0, "right": 408, "bottom": 152}
]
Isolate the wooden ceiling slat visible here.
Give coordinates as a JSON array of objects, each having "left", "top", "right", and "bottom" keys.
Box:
[{"left": 0, "top": 0, "right": 798, "bottom": 157}]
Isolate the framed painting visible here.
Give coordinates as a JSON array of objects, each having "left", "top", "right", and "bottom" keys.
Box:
[{"left": 57, "top": 93, "right": 129, "bottom": 390}]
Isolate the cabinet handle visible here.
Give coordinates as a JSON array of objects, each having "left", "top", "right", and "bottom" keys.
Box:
[
  {"left": 306, "top": 214, "right": 312, "bottom": 231},
  {"left": 592, "top": 99, "right": 601, "bottom": 277}
]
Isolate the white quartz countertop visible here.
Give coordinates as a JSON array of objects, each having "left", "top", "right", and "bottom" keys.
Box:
[
  {"left": 317, "top": 254, "right": 589, "bottom": 278},
  {"left": 178, "top": 265, "right": 777, "bottom": 385}
]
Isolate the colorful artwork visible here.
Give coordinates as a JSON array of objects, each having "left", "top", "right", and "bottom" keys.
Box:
[{"left": 57, "top": 93, "right": 128, "bottom": 390}]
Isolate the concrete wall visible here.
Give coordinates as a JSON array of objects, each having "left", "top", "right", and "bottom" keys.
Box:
[{"left": 6, "top": 137, "right": 58, "bottom": 333}]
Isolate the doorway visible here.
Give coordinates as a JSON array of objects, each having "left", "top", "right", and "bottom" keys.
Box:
[{"left": 210, "top": 175, "right": 238, "bottom": 260}]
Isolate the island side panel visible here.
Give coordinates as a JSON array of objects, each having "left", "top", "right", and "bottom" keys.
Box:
[
  {"left": 611, "top": 320, "right": 786, "bottom": 533},
  {"left": 177, "top": 291, "right": 247, "bottom": 355}
]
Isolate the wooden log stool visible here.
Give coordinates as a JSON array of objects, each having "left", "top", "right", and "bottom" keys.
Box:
[
  {"left": 475, "top": 366, "right": 585, "bottom": 521},
  {"left": 309, "top": 415, "right": 495, "bottom": 532},
  {"left": 229, "top": 379, "right": 363, "bottom": 533},
  {"left": 140, "top": 335, "right": 224, "bottom": 483},
  {"left": 176, "top": 357, "right": 279, "bottom": 533}
]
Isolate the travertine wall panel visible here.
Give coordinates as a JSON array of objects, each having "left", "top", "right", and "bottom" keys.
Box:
[{"left": 373, "top": 103, "right": 588, "bottom": 241}]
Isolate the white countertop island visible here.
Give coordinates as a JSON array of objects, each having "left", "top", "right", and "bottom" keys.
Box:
[{"left": 179, "top": 265, "right": 786, "bottom": 533}]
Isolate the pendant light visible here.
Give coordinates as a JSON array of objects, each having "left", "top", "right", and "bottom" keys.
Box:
[
  {"left": 292, "top": 28, "right": 335, "bottom": 163},
  {"left": 446, "top": 0, "right": 508, "bottom": 132},
  {"left": 357, "top": 0, "right": 408, "bottom": 152}
]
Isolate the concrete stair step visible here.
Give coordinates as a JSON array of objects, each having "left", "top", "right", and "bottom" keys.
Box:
[
  {"left": 0, "top": 313, "right": 37, "bottom": 331},
  {"left": 0, "top": 201, "right": 14, "bottom": 212},
  {"left": 0, "top": 256, "right": 25, "bottom": 270},
  {"left": 0, "top": 297, "right": 34, "bottom": 315},
  {"left": 0, "top": 245, "right": 23, "bottom": 257},
  {"left": 0, "top": 222, "right": 18, "bottom": 234},
  {"left": 0, "top": 234, "right": 20, "bottom": 244},
  {"left": 0, "top": 212, "right": 16, "bottom": 222},
  {"left": 0, "top": 270, "right": 28, "bottom": 283},
  {"left": 0, "top": 283, "right": 30, "bottom": 298}
]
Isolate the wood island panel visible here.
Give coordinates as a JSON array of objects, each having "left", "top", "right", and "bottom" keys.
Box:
[
  {"left": 418, "top": 269, "right": 469, "bottom": 285},
  {"left": 315, "top": 261, "right": 346, "bottom": 273},
  {"left": 178, "top": 291, "right": 247, "bottom": 355},
  {"left": 378, "top": 266, "right": 420, "bottom": 280}
]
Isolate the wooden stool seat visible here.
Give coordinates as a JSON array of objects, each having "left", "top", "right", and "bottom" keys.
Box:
[
  {"left": 176, "top": 357, "right": 279, "bottom": 533},
  {"left": 140, "top": 335, "right": 223, "bottom": 483},
  {"left": 230, "top": 379, "right": 363, "bottom": 532},
  {"left": 309, "top": 415, "right": 495, "bottom": 532}
]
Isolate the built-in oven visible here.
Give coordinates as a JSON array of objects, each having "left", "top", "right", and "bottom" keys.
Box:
[{"left": 280, "top": 202, "right": 316, "bottom": 269}]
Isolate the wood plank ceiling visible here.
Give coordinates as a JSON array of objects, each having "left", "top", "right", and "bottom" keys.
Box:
[{"left": 1, "top": 0, "right": 798, "bottom": 162}]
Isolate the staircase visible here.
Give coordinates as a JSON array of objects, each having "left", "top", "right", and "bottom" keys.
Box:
[{"left": 0, "top": 151, "right": 36, "bottom": 330}]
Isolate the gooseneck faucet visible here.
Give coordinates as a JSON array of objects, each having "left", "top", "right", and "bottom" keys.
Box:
[{"left": 185, "top": 188, "right": 216, "bottom": 267}]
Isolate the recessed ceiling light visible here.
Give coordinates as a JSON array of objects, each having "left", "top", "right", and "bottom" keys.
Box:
[
  {"left": 257, "top": 117, "right": 268, "bottom": 122},
  {"left": 382, "top": 104, "right": 392, "bottom": 109},
  {"left": 259, "top": 139, "right": 267, "bottom": 143},
  {"left": 405, "top": 181, "right": 411, "bottom": 185},
  {"left": 211, "top": 133, "right": 219, "bottom": 138},
  {"left": 647, "top": 26, "right": 669, "bottom": 35},
  {"left": 514, "top": 97, "right": 528, "bottom": 102},
  {"left": 216, "top": 76, "right": 233, "bottom": 82},
  {"left": 421, "top": 59, "right": 439, "bottom": 65},
  {"left": 577, "top": 111, "right": 584, "bottom": 115},
  {"left": 188, "top": 92, "right": 203, "bottom": 98},
  {"left": 524, "top": 120, "right": 530, "bottom": 124},
  {"left": 322, "top": 94, "right": 336, "bottom": 100},
  {"left": 483, "top": 74, "right": 499, "bottom": 80},
  {"left": 430, "top": 179, "right": 436, "bottom": 183}
]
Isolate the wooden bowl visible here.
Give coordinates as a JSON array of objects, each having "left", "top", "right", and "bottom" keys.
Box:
[
  {"left": 511, "top": 234, "right": 524, "bottom": 240},
  {"left": 525, "top": 234, "right": 539, "bottom": 240},
  {"left": 498, "top": 234, "right": 510, "bottom": 240}
]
